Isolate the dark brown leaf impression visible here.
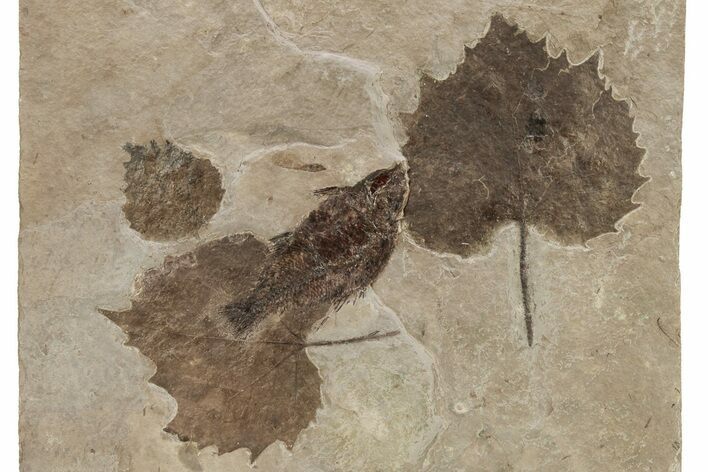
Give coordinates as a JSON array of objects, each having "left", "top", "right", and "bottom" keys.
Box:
[
  {"left": 102, "top": 164, "right": 407, "bottom": 460},
  {"left": 402, "top": 15, "right": 647, "bottom": 345},
  {"left": 122, "top": 141, "right": 225, "bottom": 241}
]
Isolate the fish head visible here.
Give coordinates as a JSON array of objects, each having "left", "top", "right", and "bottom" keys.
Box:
[{"left": 357, "top": 162, "right": 408, "bottom": 217}]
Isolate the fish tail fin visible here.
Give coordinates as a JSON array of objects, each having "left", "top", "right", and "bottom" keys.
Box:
[{"left": 221, "top": 297, "right": 263, "bottom": 336}]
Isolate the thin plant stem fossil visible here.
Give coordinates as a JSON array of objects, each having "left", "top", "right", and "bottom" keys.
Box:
[
  {"left": 152, "top": 327, "right": 401, "bottom": 349},
  {"left": 304, "top": 330, "right": 400, "bottom": 347},
  {"left": 519, "top": 220, "right": 534, "bottom": 347}
]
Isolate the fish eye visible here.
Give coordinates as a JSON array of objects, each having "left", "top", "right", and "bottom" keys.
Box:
[{"left": 369, "top": 173, "right": 390, "bottom": 193}]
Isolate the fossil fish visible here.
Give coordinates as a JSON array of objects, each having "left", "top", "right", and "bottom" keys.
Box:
[{"left": 223, "top": 163, "right": 408, "bottom": 336}]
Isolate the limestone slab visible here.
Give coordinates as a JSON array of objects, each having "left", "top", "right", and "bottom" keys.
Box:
[{"left": 19, "top": 1, "right": 683, "bottom": 471}]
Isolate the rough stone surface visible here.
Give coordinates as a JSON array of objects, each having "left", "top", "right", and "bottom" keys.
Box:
[{"left": 19, "top": 1, "right": 683, "bottom": 471}]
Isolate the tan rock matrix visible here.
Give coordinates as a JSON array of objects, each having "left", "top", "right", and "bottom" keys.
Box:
[{"left": 20, "top": 1, "right": 683, "bottom": 471}]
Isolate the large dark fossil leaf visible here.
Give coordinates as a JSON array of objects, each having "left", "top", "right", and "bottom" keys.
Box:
[
  {"left": 402, "top": 14, "right": 647, "bottom": 345},
  {"left": 102, "top": 164, "right": 407, "bottom": 459}
]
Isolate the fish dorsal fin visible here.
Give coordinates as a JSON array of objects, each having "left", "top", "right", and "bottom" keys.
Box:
[
  {"left": 268, "top": 231, "right": 293, "bottom": 255},
  {"left": 313, "top": 186, "right": 346, "bottom": 197},
  {"left": 269, "top": 231, "right": 292, "bottom": 244}
]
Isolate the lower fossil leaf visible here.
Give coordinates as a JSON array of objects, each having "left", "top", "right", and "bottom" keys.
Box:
[{"left": 100, "top": 234, "right": 328, "bottom": 459}]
